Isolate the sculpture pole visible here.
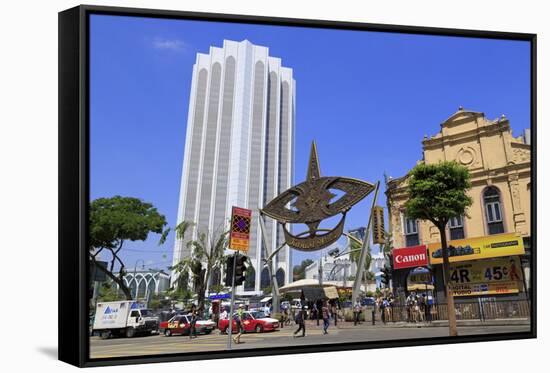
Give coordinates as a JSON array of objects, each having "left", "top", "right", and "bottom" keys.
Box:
[
  {"left": 351, "top": 181, "right": 380, "bottom": 304},
  {"left": 258, "top": 210, "right": 280, "bottom": 314}
]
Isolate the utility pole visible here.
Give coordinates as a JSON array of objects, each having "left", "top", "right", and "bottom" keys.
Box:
[{"left": 227, "top": 251, "right": 238, "bottom": 350}]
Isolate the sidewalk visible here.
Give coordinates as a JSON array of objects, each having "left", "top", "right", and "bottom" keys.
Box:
[{"left": 297, "top": 318, "right": 530, "bottom": 329}]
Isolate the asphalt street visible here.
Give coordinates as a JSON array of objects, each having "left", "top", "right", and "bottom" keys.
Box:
[{"left": 89, "top": 322, "right": 530, "bottom": 359}]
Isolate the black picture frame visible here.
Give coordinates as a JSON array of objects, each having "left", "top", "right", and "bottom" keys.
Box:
[{"left": 58, "top": 4, "right": 537, "bottom": 368}]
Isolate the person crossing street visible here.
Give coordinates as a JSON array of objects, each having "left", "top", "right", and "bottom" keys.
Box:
[
  {"left": 293, "top": 306, "right": 306, "bottom": 337},
  {"left": 321, "top": 301, "right": 330, "bottom": 335},
  {"left": 233, "top": 304, "right": 245, "bottom": 344}
]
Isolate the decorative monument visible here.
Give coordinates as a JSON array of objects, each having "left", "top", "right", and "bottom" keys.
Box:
[{"left": 260, "top": 142, "right": 379, "bottom": 310}]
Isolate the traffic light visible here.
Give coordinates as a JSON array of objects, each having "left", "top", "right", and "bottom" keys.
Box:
[
  {"left": 234, "top": 255, "right": 248, "bottom": 286},
  {"left": 381, "top": 265, "right": 392, "bottom": 287},
  {"left": 224, "top": 255, "right": 234, "bottom": 286},
  {"left": 372, "top": 206, "right": 385, "bottom": 244}
]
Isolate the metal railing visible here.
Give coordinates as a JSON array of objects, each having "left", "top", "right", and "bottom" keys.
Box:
[{"left": 369, "top": 299, "right": 530, "bottom": 323}]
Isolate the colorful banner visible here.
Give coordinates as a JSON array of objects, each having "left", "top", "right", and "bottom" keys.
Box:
[
  {"left": 448, "top": 257, "right": 523, "bottom": 297},
  {"left": 393, "top": 245, "right": 428, "bottom": 269},
  {"left": 229, "top": 206, "right": 252, "bottom": 252},
  {"left": 428, "top": 233, "right": 525, "bottom": 264}
]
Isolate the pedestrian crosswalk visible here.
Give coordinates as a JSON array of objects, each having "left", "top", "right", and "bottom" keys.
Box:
[{"left": 90, "top": 326, "right": 341, "bottom": 358}]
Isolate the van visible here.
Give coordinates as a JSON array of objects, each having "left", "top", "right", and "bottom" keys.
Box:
[{"left": 92, "top": 301, "right": 159, "bottom": 339}]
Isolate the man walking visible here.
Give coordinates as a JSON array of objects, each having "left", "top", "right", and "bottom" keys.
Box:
[
  {"left": 293, "top": 306, "right": 306, "bottom": 337},
  {"left": 189, "top": 307, "right": 198, "bottom": 339},
  {"left": 233, "top": 304, "right": 244, "bottom": 344},
  {"left": 321, "top": 301, "right": 330, "bottom": 335},
  {"left": 353, "top": 300, "right": 362, "bottom": 326}
]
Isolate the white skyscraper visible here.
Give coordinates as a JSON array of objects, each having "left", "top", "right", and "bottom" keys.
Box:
[{"left": 173, "top": 40, "right": 295, "bottom": 294}]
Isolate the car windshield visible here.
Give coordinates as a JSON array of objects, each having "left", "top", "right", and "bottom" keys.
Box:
[
  {"left": 140, "top": 309, "right": 153, "bottom": 317},
  {"left": 251, "top": 311, "right": 266, "bottom": 319}
]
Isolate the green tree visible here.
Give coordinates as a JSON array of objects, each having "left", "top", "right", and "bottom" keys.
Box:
[
  {"left": 405, "top": 161, "right": 472, "bottom": 337},
  {"left": 89, "top": 196, "right": 168, "bottom": 300},
  {"left": 96, "top": 282, "right": 125, "bottom": 302},
  {"left": 292, "top": 259, "right": 314, "bottom": 281},
  {"left": 170, "top": 223, "right": 229, "bottom": 313}
]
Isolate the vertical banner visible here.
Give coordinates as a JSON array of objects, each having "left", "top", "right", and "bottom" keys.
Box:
[{"left": 229, "top": 206, "right": 252, "bottom": 252}]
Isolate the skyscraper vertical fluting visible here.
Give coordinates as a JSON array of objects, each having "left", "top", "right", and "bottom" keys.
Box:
[{"left": 173, "top": 40, "right": 295, "bottom": 294}]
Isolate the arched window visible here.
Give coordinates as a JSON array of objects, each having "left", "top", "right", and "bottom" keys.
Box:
[
  {"left": 276, "top": 268, "right": 285, "bottom": 287},
  {"left": 484, "top": 187, "right": 505, "bottom": 234},
  {"left": 260, "top": 268, "right": 271, "bottom": 290},
  {"left": 244, "top": 266, "right": 256, "bottom": 291}
]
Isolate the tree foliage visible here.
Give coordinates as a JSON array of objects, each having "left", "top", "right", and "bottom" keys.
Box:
[
  {"left": 89, "top": 196, "right": 168, "bottom": 300},
  {"left": 404, "top": 161, "right": 472, "bottom": 229},
  {"left": 404, "top": 161, "right": 472, "bottom": 337},
  {"left": 169, "top": 222, "right": 229, "bottom": 313},
  {"left": 292, "top": 259, "right": 314, "bottom": 281}
]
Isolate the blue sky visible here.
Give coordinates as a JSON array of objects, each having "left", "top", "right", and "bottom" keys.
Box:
[{"left": 89, "top": 14, "right": 530, "bottom": 273}]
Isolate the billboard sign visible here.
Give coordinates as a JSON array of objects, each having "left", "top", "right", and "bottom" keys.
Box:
[
  {"left": 229, "top": 206, "right": 252, "bottom": 252},
  {"left": 428, "top": 233, "right": 525, "bottom": 264},
  {"left": 393, "top": 245, "right": 428, "bottom": 269},
  {"left": 448, "top": 256, "right": 523, "bottom": 296}
]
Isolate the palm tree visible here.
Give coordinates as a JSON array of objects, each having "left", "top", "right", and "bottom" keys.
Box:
[{"left": 170, "top": 221, "right": 229, "bottom": 313}]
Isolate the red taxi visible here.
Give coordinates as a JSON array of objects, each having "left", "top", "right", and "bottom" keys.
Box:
[
  {"left": 160, "top": 314, "right": 216, "bottom": 337},
  {"left": 218, "top": 311, "right": 279, "bottom": 334}
]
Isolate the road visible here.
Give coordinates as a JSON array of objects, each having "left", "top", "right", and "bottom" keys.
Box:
[{"left": 90, "top": 322, "right": 530, "bottom": 359}]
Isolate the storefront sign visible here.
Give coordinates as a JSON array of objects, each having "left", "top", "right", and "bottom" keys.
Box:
[
  {"left": 448, "top": 256, "right": 523, "bottom": 297},
  {"left": 428, "top": 233, "right": 525, "bottom": 264},
  {"left": 229, "top": 206, "right": 252, "bottom": 252},
  {"left": 393, "top": 245, "right": 428, "bottom": 269}
]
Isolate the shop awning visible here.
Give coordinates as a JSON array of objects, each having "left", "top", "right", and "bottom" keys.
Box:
[{"left": 260, "top": 296, "right": 272, "bottom": 303}]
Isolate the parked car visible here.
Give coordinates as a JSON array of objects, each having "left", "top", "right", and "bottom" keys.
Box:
[
  {"left": 160, "top": 314, "right": 216, "bottom": 337},
  {"left": 218, "top": 311, "right": 279, "bottom": 334}
]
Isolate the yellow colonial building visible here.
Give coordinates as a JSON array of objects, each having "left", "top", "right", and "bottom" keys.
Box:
[{"left": 386, "top": 107, "right": 531, "bottom": 303}]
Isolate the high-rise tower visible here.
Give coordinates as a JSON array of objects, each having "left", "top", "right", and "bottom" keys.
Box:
[{"left": 173, "top": 40, "right": 295, "bottom": 294}]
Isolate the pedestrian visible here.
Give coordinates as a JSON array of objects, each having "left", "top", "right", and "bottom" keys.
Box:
[
  {"left": 220, "top": 306, "right": 228, "bottom": 320},
  {"left": 331, "top": 301, "right": 338, "bottom": 327},
  {"left": 311, "top": 302, "right": 318, "bottom": 325},
  {"left": 189, "top": 307, "right": 197, "bottom": 339},
  {"left": 380, "top": 298, "right": 386, "bottom": 324},
  {"left": 233, "top": 304, "right": 245, "bottom": 344},
  {"left": 353, "top": 300, "right": 361, "bottom": 326},
  {"left": 426, "top": 293, "right": 433, "bottom": 322},
  {"left": 321, "top": 301, "right": 330, "bottom": 334},
  {"left": 264, "top": 302, "right": 271, "bottom": 317},
  {"left": 293, "top": 306, "right": 306, "bottom": 337}
]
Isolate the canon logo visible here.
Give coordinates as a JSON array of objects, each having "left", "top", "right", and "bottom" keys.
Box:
[{"left": 395, "top": 253, "right": 426, "bottom": 263}]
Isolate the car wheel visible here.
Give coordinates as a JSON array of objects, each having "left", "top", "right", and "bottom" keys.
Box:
[
  {"left": 99, "top": 331, "right": 110, "bottom": 340},
  {"left": 126, "top": 328, "right": 135, "bottom": 338},
  {"left": 255, "top": 324, "right": 263, "bottom": 333},
  {"left": 164, "top": 329, "right": 172, "bottom": 337}
]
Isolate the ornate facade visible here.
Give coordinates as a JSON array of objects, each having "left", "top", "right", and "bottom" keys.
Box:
[{"left": 386, "top": 108, "right": 531, "bottom": 249}]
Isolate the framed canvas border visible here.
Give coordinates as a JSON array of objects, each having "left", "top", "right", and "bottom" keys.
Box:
[{"left": 58, "top": 5, "right": 537, "bottom": 367}]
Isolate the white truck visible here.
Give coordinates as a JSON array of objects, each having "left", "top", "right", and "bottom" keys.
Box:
[{"left": 92, "top": 301, "right": 159, "bottom": 339}]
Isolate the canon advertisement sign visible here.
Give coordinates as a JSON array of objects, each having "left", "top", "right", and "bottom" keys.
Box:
[{"left": 393, "top": 245, "right": 428, "bottom": 269}]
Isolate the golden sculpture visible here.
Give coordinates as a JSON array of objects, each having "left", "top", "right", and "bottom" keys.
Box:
[{"left": 262, "top": 141, "right": 374, "bottom": 251}]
